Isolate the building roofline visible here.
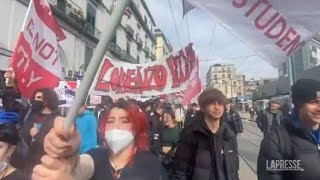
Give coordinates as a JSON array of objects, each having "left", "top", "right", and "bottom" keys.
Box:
[
  {"left": 140, "top": 0, "right": 156, "bottom": 26},
  {"left": 155, "top": 29, "right": 173, "bottom": 52}
]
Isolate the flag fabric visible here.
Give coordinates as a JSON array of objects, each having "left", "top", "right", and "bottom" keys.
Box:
[
  {"left": 185, "top": 0, "right": 320, "bottom": 67},
  {"left": 182, "top": 57, "right": 202, "bottom": 105},
  {"left": 10, "top": 0, "right": 66, "bottom": 99},
  {"left": 124, "top": 8, "right": 132, "bottom": 18},
  {"left": 182, "top": 0, "right": 195, "bottom": 17}
]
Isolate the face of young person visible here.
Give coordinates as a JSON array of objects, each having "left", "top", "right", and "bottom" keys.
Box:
[
  {"left": 299, "top": 97, "right": 320, "bottom": 125},
  {"left": 204, "top": 102, "right": 225, "bottom": 120},
  {"left": 105, "top": 108, "right": 133, "bottom": 132}
]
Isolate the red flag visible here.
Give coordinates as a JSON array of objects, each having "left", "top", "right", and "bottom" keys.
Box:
[
  {"left": 10, "top": 0, "right": 66, "bottom": 99},
  {"left": 182, "top": 57, "right": 202, "bottom": 105}
]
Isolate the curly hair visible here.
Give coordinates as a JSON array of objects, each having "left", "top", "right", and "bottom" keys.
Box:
[
  {"left": 32, "top": 88, "right": 59, "bottom": 112},
  {"left": 99, "top": 101, "right": 149, "bottom": 151}
]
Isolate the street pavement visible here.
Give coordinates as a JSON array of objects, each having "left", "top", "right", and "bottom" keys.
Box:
[{"left": 238, "top": 112, "right": 263, "bottom": 180}]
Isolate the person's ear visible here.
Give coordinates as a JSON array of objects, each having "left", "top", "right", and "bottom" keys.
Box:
[{"left": 8, "top": 145, "right": 16, "bottom": 158}]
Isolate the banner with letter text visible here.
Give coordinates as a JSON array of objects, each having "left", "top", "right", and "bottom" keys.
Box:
[
  {"left": 90, "top": 43, "right": 200, "bottom": 99},
  {"left": 11, "top": 0, "right": 66, "bottom": 99},
  {"left": 185, "top": 0, "right": 320, "bottom": 67}
]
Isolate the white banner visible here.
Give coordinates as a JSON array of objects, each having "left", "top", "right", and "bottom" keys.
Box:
[
  {"left": 90, "top": 43, "right": 199, "bottom": 98},
  {"left": 186, "top": 0, "right": 320, "bottom": 67}
]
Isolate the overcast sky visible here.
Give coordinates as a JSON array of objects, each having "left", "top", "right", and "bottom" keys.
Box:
[{"left": 145, "top": 0, "right": 278, "bottom": 83}]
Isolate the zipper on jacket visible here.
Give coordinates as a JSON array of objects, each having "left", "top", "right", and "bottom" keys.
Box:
[{"left": 318, "top": 144, "right": 320, "bottom": 150}]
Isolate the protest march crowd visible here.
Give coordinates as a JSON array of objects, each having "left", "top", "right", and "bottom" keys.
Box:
[
  {"left": 1, "top": 0, "right": 320, "bottom": 180},
  {"left": 0, "top": 78, "right": 319, "bottom": 180}
]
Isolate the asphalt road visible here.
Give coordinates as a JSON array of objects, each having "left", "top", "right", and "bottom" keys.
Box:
[{"left": 238, "top": 119, "right": 264, "bottom": 175}]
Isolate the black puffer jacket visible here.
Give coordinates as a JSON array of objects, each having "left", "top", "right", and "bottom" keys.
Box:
[
  {"left": 171, "top": 113, "right": 239, "bottom": 180},
  {"left": 257, "top": 113, "right": 320, "bottom": 180},
  {"left": 148, "top": 111, "right": 163, "bottom": 155},
  {"left": 223, "top": 110, "right": 243, "bottom": 135}
]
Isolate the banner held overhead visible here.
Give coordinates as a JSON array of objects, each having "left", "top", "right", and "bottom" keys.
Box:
[
  {"left": 90, "top": 43, "right": 200, "bottom": 98},
  {"left": 184, "top": 0, "right": 320, "bottom": 67}
]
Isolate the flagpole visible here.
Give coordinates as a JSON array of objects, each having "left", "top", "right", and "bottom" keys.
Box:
[{"left": 64, "top": 0, "right": 132, "bottom": 132}]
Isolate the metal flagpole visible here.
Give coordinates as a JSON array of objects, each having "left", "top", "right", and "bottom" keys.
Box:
[
  {"left": 64, "top": 0, "right": 132, "bottom": 132},
  {"left": 288, "top": 56, "right": 294, "bottom": 86}
]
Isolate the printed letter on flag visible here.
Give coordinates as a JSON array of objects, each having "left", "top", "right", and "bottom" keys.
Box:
[
  {"left": 11, "top": 0, "right": 66, "bottom": 99},
  {"left": 185, "top": 0, "right": 320, "bottom": 67},
  {"left": 182, "top": 57, "right": 202, "bottom": 105}
]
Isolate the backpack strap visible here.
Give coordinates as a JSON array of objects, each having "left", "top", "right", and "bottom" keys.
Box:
[{"left": 274, "top": 126, "right": 292, "bottom": 160}]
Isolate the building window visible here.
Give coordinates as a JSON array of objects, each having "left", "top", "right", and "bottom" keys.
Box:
[
  {"left": 126, "top": 41, "right": 131, "bottom": 55},
  {"left": 214, "top": 74, "right": 217, "bottom": 79},
  {"left": 111, "top": 33, "right": 117, "bottom": 44},
  {"left": 85, "top": 45, "right": 94, "bottom": 70},
  {"left": 86, "top": 3, "right": 96, "bottom": 35},
  {"left": 137, "top": 55, "right": 140, "bottom": 63},
  {"left": 144, "top": 15, "right": 147, "bottom": 24},
  {"left": 228, "top": 74, "right": 231, "bottom": 79},
  {"left": 222, "top": 74, "right": 225, "bottom": 79}
]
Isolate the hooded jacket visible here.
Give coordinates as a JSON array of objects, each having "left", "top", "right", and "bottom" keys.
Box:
[
  {"left": 171, "top": 112, "right": 239, "bottom": 180},
  {"left": 257, "top": 109, "right": 320, "bottom": 180}
]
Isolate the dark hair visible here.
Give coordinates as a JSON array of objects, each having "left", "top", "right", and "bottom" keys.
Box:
[
  {"left": 198, "top": 88, "right": 227, "bottom": 109},
  {"left": 32, "top": 88, "right": 59, "bottom": 112},
  {"left": 268, "top": 100, "right": 278, "bottom": 107},
  {"left": 154, "top": 101, "right": 164, "bottom": 110},
  {"left": 0, "top": 123, "right": 19, "bottom": 145},
  {"left": 190, "top": 103, "right": 198, "bottom": 107},
  {"left": 162, "top": 107, "right": 175, "bottom": 120}
]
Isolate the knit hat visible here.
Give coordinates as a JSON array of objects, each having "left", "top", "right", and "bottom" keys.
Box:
[{"left": 291, "top": 79, "right": 320, "bottom": 109}]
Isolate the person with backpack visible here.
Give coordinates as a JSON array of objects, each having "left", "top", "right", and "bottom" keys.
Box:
[
  {"left": 171, "top": 88, "right": 239, "bottom": 180},
  {"left": 257, "top": 79, "right": 320, "bottom": 180}
]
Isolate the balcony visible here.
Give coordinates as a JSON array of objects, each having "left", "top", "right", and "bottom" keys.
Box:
[
  {"left": 56, "top": 1, "right": 85, "bottom": 26},
  {"left": 137, "top": 37, "right": 143, "bottom": 48},
  {"left": 53, "top": 0, "right": 101, "bottom": 40},
  {"left": 145, "top": 47, "right": 150, "bottom": 57},
  {"left": 86, "top": 23, "right": 101, "bottom": 39},
  {"left": 107, "top": 42, "right": 122, "bottom": 56},
  {"left": 125, "top": 24, "right": 134, "bottom": 38},
  {"left": 151, "top": 53, "right": 156, "bottom": 61}
]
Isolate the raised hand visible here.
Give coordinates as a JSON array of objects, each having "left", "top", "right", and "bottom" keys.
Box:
[{"left": 44, "top": 116, "right": 81, "bottom": 158}]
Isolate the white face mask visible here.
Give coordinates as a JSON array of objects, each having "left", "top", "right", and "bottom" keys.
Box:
[
  {"left": 0, "top": 162, "right": 8, "bottom": 173},
  {"left": 105, "top": 129, "right": 134, "bottom": 154},
  {"left": 0, "top": 148, "right": 11, "bottom": 173}
]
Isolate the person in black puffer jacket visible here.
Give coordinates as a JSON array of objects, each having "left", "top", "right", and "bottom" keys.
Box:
[
  {"left": 171, "top": 88, "right": 239, "bottom": 180},
  {"left": 258, "top": 79, "right": 320, "bottom": 180},
  {"left": 224, "top": 100, "right": 243, "bottom": 136}
]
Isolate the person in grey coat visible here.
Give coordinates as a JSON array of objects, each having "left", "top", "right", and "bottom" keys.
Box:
[{"left": 256, "top": 101, "right": 284, "bottom": 135}]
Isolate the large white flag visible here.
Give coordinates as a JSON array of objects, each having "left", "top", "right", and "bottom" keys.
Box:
[
  {"left": 185, "top": 0, "right": 320, "bottom": 67},
  {"left": 11, "top": 0, "right": 66, "bottom": 99}
]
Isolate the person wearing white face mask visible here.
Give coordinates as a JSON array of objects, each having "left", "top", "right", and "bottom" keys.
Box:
[
  {"left": 0, "top": 114, "right": 24, "bottom": 180},
  {"left": 32, "top": 100, "right": 167, "bottom": 180}
]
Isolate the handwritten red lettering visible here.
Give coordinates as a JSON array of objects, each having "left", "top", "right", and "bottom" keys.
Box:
[
  {"left": 232, "top": 0, "right": 305, "bottom": 56},
  {"left": 232, "top": 0, "right": 248, "bottom": 8}
]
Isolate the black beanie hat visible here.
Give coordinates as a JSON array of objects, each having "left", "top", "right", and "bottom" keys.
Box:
[{"left": 291, "top": 79, "right": 320, "bottom": 109}]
